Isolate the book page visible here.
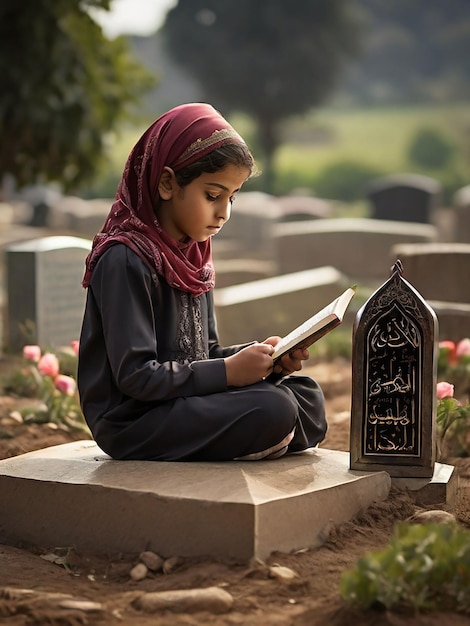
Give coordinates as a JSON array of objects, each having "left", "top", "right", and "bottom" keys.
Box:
[{"left": 272, "top": 286, "right": 355, "bottom": 361}]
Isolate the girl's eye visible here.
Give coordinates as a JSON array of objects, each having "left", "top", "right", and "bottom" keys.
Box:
[
  {"left": 229, "top": 195, "right": 236, "bottom": 204},
  {"left": 206, "top": 193, "right": 219, "bottom": 202}
]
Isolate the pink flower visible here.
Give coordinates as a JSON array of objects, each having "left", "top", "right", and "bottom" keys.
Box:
[
  {"left": 55, "top": 374, "right": 76, "bottom": 396},
  {"left": 38, "top": 353, "right": 60, "bottom": 378},
  {"left": 23, "top": 345, "right": 41, "bottom": 362},
  {"left": 70, "top": 340, "right": 79, "bottom": 357},
  {"left": 439, "top": 340, "right": 457, "bottom": 365},
  {"left": 456, "top": 338, "right": 470, "bottom": 359},
  {"left": 436, "top": 381, "right": 454, "bottom": 399}
]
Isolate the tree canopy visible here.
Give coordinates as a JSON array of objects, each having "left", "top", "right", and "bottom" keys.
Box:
[
  {"left": 0, "top": 0, "right": 154, "bottom": 192},
  {"left": 345, "top": 0, "right": 470, "bottom": 103},
  {"left": 163, "top": 0, "right": 363, "bottom": 190}
]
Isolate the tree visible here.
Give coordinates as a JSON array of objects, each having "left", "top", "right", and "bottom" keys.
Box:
[
  {"left": 344, "top": 0, "right": 470, "bottom": 104},
  {"left": 163, "top": 0, "right": 363, "bottom": 191},
  {"left": 0, "top": 0, "right": 155, "bottom": 193}
]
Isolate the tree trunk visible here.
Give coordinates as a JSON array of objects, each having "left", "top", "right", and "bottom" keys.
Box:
[{"left": 256, "top": 116, "right": 280, "bottom": 194}]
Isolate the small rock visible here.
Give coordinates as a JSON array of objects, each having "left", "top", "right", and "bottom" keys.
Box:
[
  {"left": 133, "top": 586, "right": 233, "bottom": 614},
  {"left": 407, "top": 509, "right": 456, "bottom": 524},
  {"left": 130, "top": 563, "right": 148, "bottom": 581},
  {"left": 7, "top": 411, "right": 23, "bottom": 424},
  {"left": 139, "top": 550, "right": 164, "bottom": 572},
  {"left": 268, "top": 565, "right": 300, "bottom": 583},
  {"left": 163, "top": 556, "right": 182, "bottom": 574}
]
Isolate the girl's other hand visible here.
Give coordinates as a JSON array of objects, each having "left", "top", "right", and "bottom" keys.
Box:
[
  {"left": 274, "top": 347, "right": 310, "bottom": 375},
  {"left": 263, "top": 336, "right": 309, "bottom": 375},
  {"left": 224, "top": 342, "right": 275, "bottom": 387}
]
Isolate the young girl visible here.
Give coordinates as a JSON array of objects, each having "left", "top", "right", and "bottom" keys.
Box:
[{"left": 78, "top": 102, "right": 326, "bottom": 461}]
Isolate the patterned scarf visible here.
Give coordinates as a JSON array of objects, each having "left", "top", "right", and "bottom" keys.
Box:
[{"left": 82, "top": 103, "right": 246, "bottom": 295}]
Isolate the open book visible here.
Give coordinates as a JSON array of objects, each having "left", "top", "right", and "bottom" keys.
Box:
[{"left": 272, "top": 286, "right": 356, "bottom": 363}]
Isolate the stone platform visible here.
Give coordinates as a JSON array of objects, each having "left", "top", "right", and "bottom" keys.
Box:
[{"left": 0, "top": 442, "right": 391, "bottom": 562}]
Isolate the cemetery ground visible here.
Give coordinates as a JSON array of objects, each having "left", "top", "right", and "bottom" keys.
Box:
[{"left": 1, "top": 356, "right": 470, "bottom": 626}]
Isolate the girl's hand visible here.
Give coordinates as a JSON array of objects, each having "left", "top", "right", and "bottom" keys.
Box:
[
  {"left": 224, "top": 342, "right": 275, "bottom": 387},
  {"left": 263, "top": 336, "right": 309, "bottom": 376}
]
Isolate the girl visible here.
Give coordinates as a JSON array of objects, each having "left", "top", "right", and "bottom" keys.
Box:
[{"left": 78, "top": 102, "right": 326, "bottom": 461}]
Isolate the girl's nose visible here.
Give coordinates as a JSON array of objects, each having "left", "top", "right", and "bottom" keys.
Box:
[{"left": 217, "top": 200, "right": 231, "bottom": 222}]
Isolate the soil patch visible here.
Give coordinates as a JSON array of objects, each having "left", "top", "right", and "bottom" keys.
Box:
[{"left": 0, "top": 357, "right": 469, "bottom": 625}]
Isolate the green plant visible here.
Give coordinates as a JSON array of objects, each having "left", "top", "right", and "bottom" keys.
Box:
[
  {"left": 408, "top": 127, "right": 455, "bottom": 170},
  {"left": 340, "top": 522, "right": 470, "bottom": 614},
  {"left": 312, "top": 159, "right": 384, "bottom": 202},
  {"left": 5, "top": 343, "right": 89, "bottom": 434},
  {"left": 436, "top": 379, "right": 470, "bottom": 459}
]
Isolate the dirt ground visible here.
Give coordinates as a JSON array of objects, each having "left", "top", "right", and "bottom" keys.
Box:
[{"left": 1, "top": 356, "right": 470, "bottom": 626}]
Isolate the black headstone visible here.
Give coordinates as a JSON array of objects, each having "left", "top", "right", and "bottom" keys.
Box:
[
  {"left": 350, "top": 260, "right": 438, "bottom": 477},
  {"left": 367, "top": 173, "right": 442, "bottom": 223}
]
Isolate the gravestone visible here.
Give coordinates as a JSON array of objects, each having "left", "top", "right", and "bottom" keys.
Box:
[
  {"left": 214, "top": 266, "right": 350, "bottom": 346},
  {"left": 350, "top": 260, "right": 438, "bottom": 478},
  {"left": 367, "top": 173, "right": 442, "bottom": 223},
  {"left": 454, "top": 184, "right": 470, "bottom": 243},
  {"left": 274, "top": 217, "right": 437, "bottom": 283},
  {"left": 5, "top": 236, "right": 91, "bottom": 351},
  {"left": 276, "top": 195, "right": 331, "bottom": 222}
]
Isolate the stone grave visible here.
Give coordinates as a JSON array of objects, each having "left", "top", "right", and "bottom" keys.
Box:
[
  {"left": 276, "top": 195, "right": 332, "bottom": 222},
  {"left": 5, "top": 235, "right": 91, "bottom": 351},
  {"left": 366, "top": 173, "right": 442, "bottom": 223},
  {"left": 48, "top": 196, "right": 111, "bottom": 239},
  {"left": 274, "top": 218, "right": 437, "bottom": 283},
  {"left": 214, "top": 266, "right": 351, "bottom": 346},
  {"left": 391, "top": 242, "right": 470, "bottom": 341},
  {"left": 350, "top": 260, "right": 438, "bottom": 478},
  {"left": 213, "top": 258, "right": 276, "bottom": 288},
  {"left": 0, "top": 442, "right": 391, "bottom": 562}
]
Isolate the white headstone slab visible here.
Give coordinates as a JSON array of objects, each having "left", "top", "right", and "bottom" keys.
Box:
[{"left": 6, "top": 236, "right": 91, "bottom": 350}]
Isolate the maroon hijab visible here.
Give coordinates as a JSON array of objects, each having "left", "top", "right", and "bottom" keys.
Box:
[{"left": 82, "top": 103, "right": 246, "bottom": 295}]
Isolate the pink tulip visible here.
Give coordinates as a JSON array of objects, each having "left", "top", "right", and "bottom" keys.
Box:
[
  {"left": 456, "top": 338, "right": 470, "bottom": 359},
  {"left": 71, "top": 340, "right": 79, "bottom": 356},
  {"left": 23, "top": 345, "right": 41, "bottom": 362},
  {"left": 38, "top": 352, "right": 60, "bottom": 378},
  {"left": 439, "top": 340, "right": 457, "bottom": 365},
  {"left": 55, "top": 374, "right": 76, "bottom": 396},
  {"left": 436, "top": 381, "right": 454, "bottom": 399}
]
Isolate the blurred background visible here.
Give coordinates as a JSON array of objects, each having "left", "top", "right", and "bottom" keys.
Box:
[{"left": 1, "top": 0, "right": 468, "bottom": 217}]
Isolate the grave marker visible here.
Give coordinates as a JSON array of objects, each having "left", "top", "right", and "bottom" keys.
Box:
[
  {"left": 350, "top": 260, "right": 438, "bottom": 477},
  {"left": 5, "top": 236, "right": 91, "bottom": 351},
  {"left": 367, "top": 173, "right": 442, "bottom": 223}
]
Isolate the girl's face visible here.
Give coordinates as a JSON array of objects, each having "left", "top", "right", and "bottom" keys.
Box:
[{"left": 157, "top": 164, "right": 249, "bottom": 242}]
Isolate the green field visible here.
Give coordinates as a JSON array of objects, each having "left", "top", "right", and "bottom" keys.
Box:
[{"left": 277, "top": 103, "right": 469, "bottom": 172}]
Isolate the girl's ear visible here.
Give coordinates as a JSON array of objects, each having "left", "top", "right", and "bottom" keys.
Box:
[{"left": 158, "top": 166, "right": 176, "bottom": 200}]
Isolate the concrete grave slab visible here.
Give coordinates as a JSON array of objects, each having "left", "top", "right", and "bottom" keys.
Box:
[
  {"left": 274, "top": 218, "right": 437, "bottom": 283},
  {"left": 5, "top": 235, "right": 91, "bottom": 350},
  {"left": 214, "top": 266, "right": 350, "bottom": 345},
  {"left": 392, "top": 242, "right": 470, "bottom": 304},
  {"left": 0, "top": 442, "right": 391, "bottom": 562}
]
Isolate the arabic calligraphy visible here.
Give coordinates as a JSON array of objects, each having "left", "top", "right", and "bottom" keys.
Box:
[{"left": 364, "top": 306, "right": 421, "bottom": 456}]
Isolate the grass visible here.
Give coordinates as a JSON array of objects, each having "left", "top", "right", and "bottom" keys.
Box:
[{"left": 276, "top": 103, "right": 470, "bottom": 174}]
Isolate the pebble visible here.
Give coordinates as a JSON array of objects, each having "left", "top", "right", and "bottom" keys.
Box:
[
  {"left": 268, "top": 565, "right": 300, "bottom": 583},
  {"left": 133, "top": 586, "right": 234, "bottom": 614},
  {"left": 129, "top": 563, "right": 148, "bottom": 581},
  {"left": 139, "top": 550, "right": 164, "bottom": 572},
  {"left": 407, "top": 509, "right": 457, "bottom": 524},
  {"left": 163, "top": 555, "right": 182, "bottom": 574}
]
